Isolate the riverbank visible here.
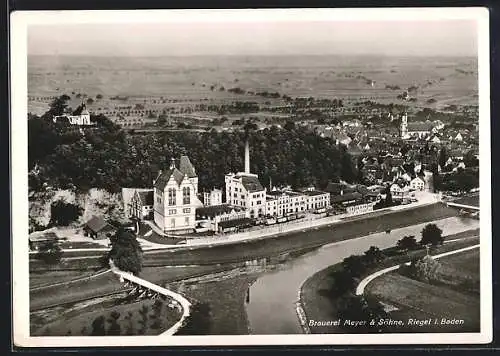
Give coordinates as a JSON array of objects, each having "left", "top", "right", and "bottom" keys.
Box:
[
  {"left": 30, "top": 203, "right": 459, "bottom": 273},
  {"left": 299, "top": 229, "right": 480, "bottom": 334}
]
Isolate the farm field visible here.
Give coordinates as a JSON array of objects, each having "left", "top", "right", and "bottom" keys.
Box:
[
  {"left": 28, "top": 55, "right": 478, "bottom": 120},
  {"left": 366, "top": 248, "right": 480, "bottom": 333}
]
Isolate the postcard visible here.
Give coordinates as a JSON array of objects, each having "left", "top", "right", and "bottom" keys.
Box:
[{"left": 11, "top": 7, "right": 492, "bottom": 347}]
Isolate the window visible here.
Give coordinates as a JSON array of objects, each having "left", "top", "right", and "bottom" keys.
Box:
[
  {"left": 168, "top": 188, "right": 176, "bottom": 206},
  {"left": 183, "top": 187, "right": 191, "bottom": 205},
  {"left": 183, "top": 208, "right": 191, "bottom": 213},
  {"left": 171, "top": 218, "right": 176, "bottom": 228},
  {"left": 169, "top": 209, "right": 177, "bottom": 215},
  {"left": 185, "top": 216, "right": 190, "bottom": 225}
]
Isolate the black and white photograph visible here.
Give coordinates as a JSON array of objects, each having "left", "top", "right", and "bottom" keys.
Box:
[{"left": 11, "top": 8, "right": 491, "bottom": 347}]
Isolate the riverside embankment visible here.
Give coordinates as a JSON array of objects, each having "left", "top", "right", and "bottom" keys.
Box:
[{"left": 31, "top": 203, "right": 460, "bottom": 314}]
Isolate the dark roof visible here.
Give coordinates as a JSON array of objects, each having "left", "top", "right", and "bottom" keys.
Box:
[
  {"left": 330, "top": 192, "right": 363, "bottom": 203},
  {"left": 154, "top": 168, "right": 185, "bottom": 191},
  {"left": 219, "top": 217, "right": 254, "bottom": 229},
  {"left": 408, "top": 122, "right": 434, "bottom": 132},
  {"left": 179, "top": 156, "right": 197, "bottom": 178},
  {"left": 138, "top": 190, "right": 154, "bottom": 206},
  {"left": 241, "top": 175, "right": 264, "bottom": 193},
  {"left": 84, "top": 216, "right": 115, "bottom": 233},
  {"left": 196, "top": 204, "right": 243, "bottom": 219}
]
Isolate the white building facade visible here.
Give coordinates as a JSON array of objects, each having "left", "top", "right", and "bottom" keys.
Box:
[{"left": 153, "top": 156, "right": 202, "bottom": 233}]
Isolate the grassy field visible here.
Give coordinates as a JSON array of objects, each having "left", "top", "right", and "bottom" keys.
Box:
[
  {"left": 300, "top": 231, "right": 480, "bottom": 334},
  {"left": 31, "top": 293, "right": 183, "bottom": 336},
  {"left": 171, "top": 271, "right": 259, "bottom": 335}
]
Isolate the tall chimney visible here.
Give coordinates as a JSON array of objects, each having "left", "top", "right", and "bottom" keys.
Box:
[{"left": 244, "top": 139, "right": 250, "bottom": 174}]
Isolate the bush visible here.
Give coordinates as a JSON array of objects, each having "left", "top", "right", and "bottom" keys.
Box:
[
  {"left": 50, "top": 199, "right": 83, "bottom": 226},
  {"left": 400, "top": 255, "right": 441, "bottom": 282}
]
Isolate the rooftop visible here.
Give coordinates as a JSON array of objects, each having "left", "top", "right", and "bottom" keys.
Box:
[
  {"left": 196, "top": 204, "right": 244, "bottom": 219},
  {"left": 240, "top": 175, "right": 265, "bottom": 193}
]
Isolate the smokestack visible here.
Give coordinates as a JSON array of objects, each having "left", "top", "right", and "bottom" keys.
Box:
[{"left": 244, "top": 139, "right": 250, "bottom": 174}]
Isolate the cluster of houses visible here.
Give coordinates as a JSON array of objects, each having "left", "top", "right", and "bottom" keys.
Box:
[{"left": 121, "top": 141, "right": 332, "bottom": 235}]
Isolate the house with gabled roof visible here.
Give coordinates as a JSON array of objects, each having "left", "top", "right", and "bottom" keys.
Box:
[
  {"left": 153, "top": 155, "right": 203, "bottom": 233},
  {"left": 130, "top": 189, "right": 154, "bottom": 220}
]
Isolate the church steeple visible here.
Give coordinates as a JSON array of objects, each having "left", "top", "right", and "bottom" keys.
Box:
[{"left": 400, "top": 112, "right": 408, "bottom": 138}]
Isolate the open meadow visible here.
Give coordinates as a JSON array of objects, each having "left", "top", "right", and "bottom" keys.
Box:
[{"left": 28, "top": 55, "right": 478, "bottom": 124}]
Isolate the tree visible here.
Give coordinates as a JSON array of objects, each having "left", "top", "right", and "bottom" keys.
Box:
[
  {"left": 96, "top": 94, "right": 103, "bottom": 99},
  {"left": 396, "top": 235, "right": 419, "bottom": 251},
  {"left": 138, "top": 305, "right": 150, "bottom": 334},
  {"left": 420, "top": 224, "right": 444, "bottom": 246},
  {"left": 363, "top": 246, "right": 385, "bottom": 267},
  {"left": 176, "top": 302, "right": 212, "bottom": 335},
  {"left": 86, "top": 98, "right": 94, "bottom": 105},
  {"left": 107, "top": 311, "right": 121, "bottom": 336},
  {"left": 50, "top": 199, "right": 83, "bottom": 226},
  {"left": 36, "top": 240, "right": 62, "bottom": 264},
  {"left": 336, "top": 294, "right": 387, "bottom": 332},
  {"left": 330, "top": 269, "right": 356, "bottom": 296},
  {"left": 342, "top": 255, "right": 367, "bottom": 278},
  {"left": 108, "top": 227, "right": 143, "bottom": 275},
  {"left": 91, "top": 315, "right": 107, "bottom": 336}
]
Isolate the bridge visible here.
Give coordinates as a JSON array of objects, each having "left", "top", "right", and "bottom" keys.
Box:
[{"left": 109, "top": 260, "right": 192, "bottom": 336}]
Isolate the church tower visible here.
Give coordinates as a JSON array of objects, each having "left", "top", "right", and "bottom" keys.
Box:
[{"left": 400, "top": 112, "right": 408, "bottom": 138}]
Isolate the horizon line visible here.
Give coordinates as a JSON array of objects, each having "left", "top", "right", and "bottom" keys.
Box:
[{"left": 28, "top": 53, "right": 477, "bottom": 58}]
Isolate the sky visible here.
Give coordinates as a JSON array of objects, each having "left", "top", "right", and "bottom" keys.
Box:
[{"left": 28, "top": 20, "right": 478, "bottom": 57}]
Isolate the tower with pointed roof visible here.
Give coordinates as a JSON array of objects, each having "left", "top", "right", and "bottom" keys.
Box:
[{"left": 153, "top": 155, "right": 201, "bottom": 233}]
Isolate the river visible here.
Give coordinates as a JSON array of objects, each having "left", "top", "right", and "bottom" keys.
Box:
[{"left": 245, "top": 216, "right": 479, "bottom": 334}]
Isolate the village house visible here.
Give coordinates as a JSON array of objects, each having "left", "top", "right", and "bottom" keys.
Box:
[
  {"left": 410, "top": 176, "right": 426, "bottom": 191},
  {"left": 390, "top": 181, "right": 412, "bottom": 201},
  {"left": 83, "top": 215, "right": 117, "bottom": 240},
  {"left": 130, "top": 189, "right": 154, "bottom": 220}
]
